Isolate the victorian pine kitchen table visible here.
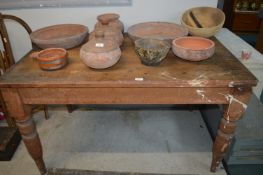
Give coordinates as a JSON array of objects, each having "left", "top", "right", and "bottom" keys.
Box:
[{"left": 0, "top": 36, "right": 257, "bottom": 174}]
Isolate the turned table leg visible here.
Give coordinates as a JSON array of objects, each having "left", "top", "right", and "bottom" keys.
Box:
[
  {"left": 210, "top": 88, "right": 252, "bottom": 172},
  {"left": 1, "top": 89, "right": 47, "bottom": 175}
]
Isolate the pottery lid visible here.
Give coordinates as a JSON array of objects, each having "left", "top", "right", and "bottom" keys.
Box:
[
  {"left": 81, "top": 30, "right": 118, "bottom": 53},
  {"left": 97, "top": 13, "right": 120, "bottom": 24}
]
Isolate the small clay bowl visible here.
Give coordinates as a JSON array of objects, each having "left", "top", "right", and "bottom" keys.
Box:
[
  {"left": 172, "top": 36, "right": 215, "bottom": 61},
  {"left": 135, "top": 38, "right": 170, "bottom": 66},
  {"left": 36, "top": 48, "right": 68, "bottom": 70}
]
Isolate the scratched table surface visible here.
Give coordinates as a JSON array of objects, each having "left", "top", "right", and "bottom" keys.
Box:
[
  {"left": 0, "top": 35, "right": 258, "bottom": 175},
  {"left": 0, "top": 36, "right": 257, "bottom": 88}
]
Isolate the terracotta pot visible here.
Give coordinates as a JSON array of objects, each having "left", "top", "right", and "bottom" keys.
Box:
[
  {"left": 172, "top": 36, "right": 215, "bottom": 61},
  {"left": 89, "top": 28, "right": 123, "bottom": 47},
  {"left": 80, "top": 31, "right": 121, "bottom": 69},
  {"left": 32, "top": 48, "right": 68, "bottom": 70},
  {"left": 95, "top": 13, "right": 124, "bottom": 33},
  {"left": 93, "top": 17, "right": 123, "bottom": 46}
]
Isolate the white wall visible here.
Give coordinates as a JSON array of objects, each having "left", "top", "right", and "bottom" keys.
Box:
[{"left": 0, "top": 0, "right": 217, "bottom": 62}]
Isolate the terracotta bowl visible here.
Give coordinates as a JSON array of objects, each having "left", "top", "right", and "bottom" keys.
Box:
[
  {"left": 36, "top": 48, "right": 68, "bottom": 70},
  {"left": 181, "top": 7, "right": 225, "bottom": 38},
  {"left": 172, "top": 37, "right": 215, "bottom": 61},
  {"left": 135, "top": 38, "right": 170, "bottom": 66},
  {"left": 30, "top": 24, "right": 89, "bottom": 49},
  {"left": 128, "top": 22, "right": 188, "bottom": 43}
]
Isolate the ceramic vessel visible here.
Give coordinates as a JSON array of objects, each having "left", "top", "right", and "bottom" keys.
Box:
[
  {"left": 30, "top": 24, "right": 89, "bottom": 49},
  {"left": 181, "top": 7, "right": 225, "bottom": 38},
  {"left": 93, "top": 16, "right": 123, "bottom": 46},
  {"left": 95, "top": 13, "right": 124, "bottom": 33},
  {"left": 89, "top": 27, "right": 123, "bottom": 46},
  {"left": 80, "top": 31, "right": 121, "bottom": 69},
  {"left": 35, "top": 48, "right": 68, "bottom": 70},
  {"left": 236, "top": 1, "right": 241, "bottom": 10},
  {"left": 135, "top": 38, "right": 170, "bottom": 66},
  {"left": 127, "top": 22, "right": 188, "bottom": 43},
  {"left": 250, "top": 2, "right": 258, "bottom": 11},
  {"left": 172, "top": 36, "right": 215, "bottom": 61},
  {"left": 241, "top": 1, "right": 249, "bottom": 10}
]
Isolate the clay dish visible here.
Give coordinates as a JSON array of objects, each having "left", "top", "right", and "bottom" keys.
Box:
[
  {"left": 128, "top": 22, "right": 188, "bottom": 43},
  {"left": 30, "top": 24, "right": 89, "bottom": 49},
  {"left": 36, "top": 48, "right": 68, "bottom": 71},
  {"left": 172, "top": 36, "right": 215, "bottom": 61},
  {"left": 135, "top": 38, "right": 170, "bottom": 66},
  {"left": 181, "top": 7, "right": 225, "bottom": 38}
]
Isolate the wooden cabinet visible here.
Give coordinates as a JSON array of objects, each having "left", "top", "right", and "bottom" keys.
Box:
[
  {"left": 224, "top": 0, "right": 262, "bottom": 33},
  {"left": 232, "top": 12, "right": 261, "bottom": 32}
]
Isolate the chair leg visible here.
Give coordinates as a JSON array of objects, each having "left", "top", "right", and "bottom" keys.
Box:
[
  {"left": 43, "top": 105, "right": 49, "bottom": 120},
  {"left": 66, "top": 105, "right": 74, "bottom": 113}
]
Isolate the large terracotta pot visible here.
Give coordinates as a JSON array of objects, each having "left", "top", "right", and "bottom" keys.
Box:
[
  {"left": 89, "top": 27, "right": 123, "bottom": 47},
  {"left": 80, "top": 31, "right": 121, "bottom": 69}
]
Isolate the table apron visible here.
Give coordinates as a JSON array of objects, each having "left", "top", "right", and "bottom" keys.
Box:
[{"left": 17, "top": 87, "right": 232, "bottom": 105}]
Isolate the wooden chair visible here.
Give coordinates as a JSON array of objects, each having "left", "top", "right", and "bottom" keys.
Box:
[
  {"left": 256, "top": 9, "right": 263, "bottom": 54},
  {"left": 0, "top": 13, "right": 73, "bottom": 126}
]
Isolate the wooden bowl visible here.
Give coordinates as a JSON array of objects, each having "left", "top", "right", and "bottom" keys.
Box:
[
  {"left": 172, "top": 37, "right": 215, "bottom": 61},
  {"left": 36, "top": 48, "right": 68, "bottom": 70},
  {"left": 128, "top": 22, "right": 188, "bottom": 43},
  {"left": 181, "top": 7, "right": 225, "bottom": 38},
  {"left": 30, "top": 24, "right": 89, "bottom": 49}
]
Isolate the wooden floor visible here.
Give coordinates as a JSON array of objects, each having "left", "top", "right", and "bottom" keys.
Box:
[{"left": 47, "top": 168, "right": 197, "bottom": 175}]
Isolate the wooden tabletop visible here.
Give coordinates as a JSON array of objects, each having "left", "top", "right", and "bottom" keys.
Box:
[{"left": 0, "top": 36, "right": 257, "bottom": 88}]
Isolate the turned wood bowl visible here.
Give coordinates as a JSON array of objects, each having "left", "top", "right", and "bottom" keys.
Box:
[
  {"left": 30, "top": 24, "right": 89, "bottom": 49},
  {"left": 181, "top": 7, "right": 225, "bottom": 38},
  {"left": 36, "top": 48, "right": 68, "bottom": 70},
  {"left": 172, "top": 36, "right": 215, "bottom": 61},
  {"left": 128, "top": 22, "right": 188, "bottom": 43}
]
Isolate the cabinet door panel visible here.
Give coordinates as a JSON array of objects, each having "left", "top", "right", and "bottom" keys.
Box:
[{"left": 232, "top": 13, "right": 261, "bottom": 32}]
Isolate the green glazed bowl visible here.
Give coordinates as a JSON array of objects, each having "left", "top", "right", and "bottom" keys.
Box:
[{"left": 135, "top": 38, "right": 170, "bottom": 66}]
